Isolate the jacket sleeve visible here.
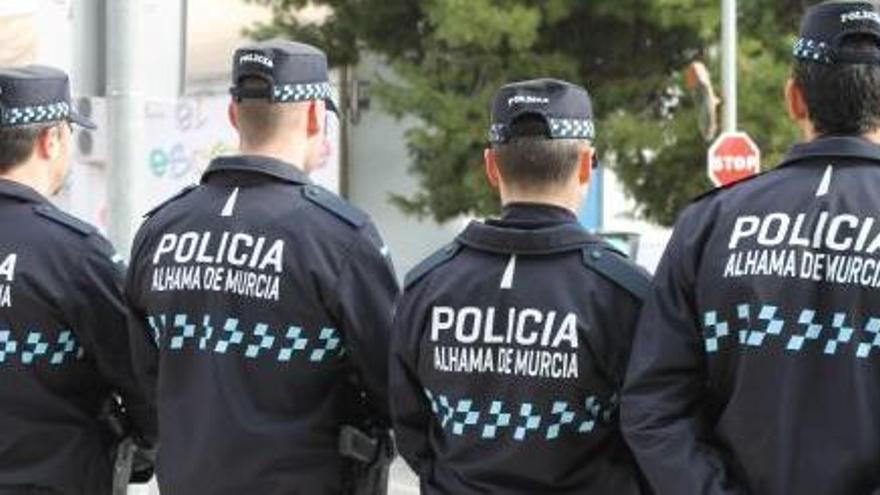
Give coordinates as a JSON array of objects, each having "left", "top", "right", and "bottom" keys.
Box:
[
  {"left": 69, "top": 236, "right": 158, "bottom": 447},
  {"left": 588, "top": 260, "right": 651, "bottom": 388},
  {"left": 621, "top": 210, "right": 746, "bottom": 495},
  {"left": 124, "top": 226, "right": 161, "bottom": 418},
  {"left": 389, "top": 282, "right": 434, "bottom": 477},
  {"left": 333, "top": 222, "right": 400, "bottom": 424}
]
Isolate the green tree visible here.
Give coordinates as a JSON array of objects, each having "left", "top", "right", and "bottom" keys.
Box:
[{"left": 247, "top": 0, "right": 807, "bottom": 226}]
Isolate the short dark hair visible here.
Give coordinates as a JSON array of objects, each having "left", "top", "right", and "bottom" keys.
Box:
[
  {"left": 235, "top": 77, "right": 306, "bottom": 148},
  {"left": 794, "top": 36, "right": 880, "bottom": 135},
  {"left": 493, "top": 115, "right": 586, "bottom": 188},
  {"left": 0, "top": 124, "right": 51, "bottom": 173}
]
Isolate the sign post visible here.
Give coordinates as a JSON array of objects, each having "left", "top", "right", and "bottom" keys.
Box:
[
  {"left": 708, "top": 132, "right": 761, "bottom": 187},
  {"left": 722, "top": 0, "right": 738, "bottom": 133}
]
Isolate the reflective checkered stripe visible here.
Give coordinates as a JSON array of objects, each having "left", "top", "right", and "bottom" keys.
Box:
[
  {"left": 793, "top": 37, "right": 832, "bottom": 63},
  {"left": 273, "top": 82, "right": 334, "bottom": 103},
  {"left": 2, "top": 101, "right": 70, "bottom": 126},
  {"left": 549, "top": 118, "right": 595, "bottom": 140},
  {"left": 148, "top": 312, "right": 346, "bottom": 364},
  {"left": 489, "top": 119, "right": 596, "bottom": 144},
  {"left": 423, "top": 388, "right": 618, "bottom": 442}
]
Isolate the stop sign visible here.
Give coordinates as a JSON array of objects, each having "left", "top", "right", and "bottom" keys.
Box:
[{"left": 707, "top": 131, "right": 761, "bottom": 187}]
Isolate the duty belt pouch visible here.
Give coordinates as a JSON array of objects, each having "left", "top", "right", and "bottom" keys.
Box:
[{"left": 339, "top": 426, "right": 393, "bottom": 495}]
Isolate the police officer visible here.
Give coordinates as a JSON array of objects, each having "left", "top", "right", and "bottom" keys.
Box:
[
  {"left": 390, "top": 79, "right": 650, "bottom": 494},
  {"left": 125, "top": 40, "right": 399, "bottom": 495},
  {"left": 622, "top": 2, "right": 880, "bottom": 493},
  {"left": 0, "top": 66, "right": 155, "bottom": 495}
]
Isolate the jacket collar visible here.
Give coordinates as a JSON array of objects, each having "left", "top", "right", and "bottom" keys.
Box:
[
  {"left": 495, "top": 202, "right": 579, "bottom": 228},
  {"left": 202, "top": 155, "right": 312, "bottom": 185},
  {"left": 0, "top": 178, "right": 48, "bottom": 204},
  {"left": 457, "top": 221, "right": 605, "bottom": 255},
  {"left": 779, "top": 136, "right": 880, "bottom": 169}
]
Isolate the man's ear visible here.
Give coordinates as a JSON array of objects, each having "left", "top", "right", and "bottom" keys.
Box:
[
  {"left": 484, "top": 148, "right": 501, "bottom": 190},
  {"left": 578, "top": 145, "right": 594, "bottom": 185},
  {"left": 786, "top": 78, "right": 809, "bottom": 122},
  {"left": 307, "top": 101, "right": 322, "bottom": 137},
  {"left": 34, "top": 126, "right": 58, "bottom": 161},
  {"left": 228, "top": 100, "right": 240, "bottom": 132}
]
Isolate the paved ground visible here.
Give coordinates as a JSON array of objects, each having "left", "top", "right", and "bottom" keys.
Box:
[{"left": 131, "top": 460, "right": 419, "bottom": 494}]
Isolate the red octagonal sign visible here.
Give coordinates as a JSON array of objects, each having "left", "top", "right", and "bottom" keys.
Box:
[{"left": 707, "top": 131, "right": 761, "bottom": 187}]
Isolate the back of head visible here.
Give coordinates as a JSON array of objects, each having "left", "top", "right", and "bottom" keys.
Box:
[
  {"left": 488, "top": 78, "right": 595, "bottom": 192},
  {"left": 229, "top": 39, "right": 336, "bottom": 151},
  {"left": 234, "top": 77, "right": 308, "bottom": 149},
  {"left": 493, "top": 116, "right": 586, "bottom": 190},
  {"left": 0, "top": 124, "right": 51, "bottom": 173},
  {"left": 0, "top": 65, "right": 95, "bottom": 189},
  {"left": 793, "top": 0, "right": 880, "bottom": 135}
]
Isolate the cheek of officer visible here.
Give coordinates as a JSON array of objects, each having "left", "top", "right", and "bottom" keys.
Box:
[
  {"left": 125, "top": 40, "right": 398, "bottom": 495},
  {"left": 621, "top": 2, "right": 880, "bottom": 494},
  {"left": 390, "top": 79, "right": 650, "bottom": 495},
  {"left": 0, "top": 66, "right": 155, "bottom": 495}
]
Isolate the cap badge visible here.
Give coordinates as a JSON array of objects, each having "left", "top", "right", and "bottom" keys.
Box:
[
  {"left": 841, "top": 10, "right": 880, "bottom": 24},
  {"left": 239, "top": 52, "right": 274, "bottom": 69},
  {"left": 507, "top": 95, "right": 549, "bottom": 107}
]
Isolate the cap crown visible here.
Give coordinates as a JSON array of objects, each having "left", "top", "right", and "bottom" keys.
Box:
[
  {"left": 489, "top": 78, "right": 595, "bottom": 144},
  {"left": 231, "top": 40, "right": 333, "bottom": 105},
  {"left": 795, "top": 0, "right": 880, "bottom": 64}
]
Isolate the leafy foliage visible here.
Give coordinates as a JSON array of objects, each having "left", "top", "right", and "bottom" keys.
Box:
[{"left": 247, "top": 0, "right": 808, "bottom": 225}]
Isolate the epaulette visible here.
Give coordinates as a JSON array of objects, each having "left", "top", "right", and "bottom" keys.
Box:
[
  {"left": 33, "top": 204, "right": 96, "bottom": 237},
  {"left": 144, "top": 184, "right": 198, "bottom": 218},
  {"left": 404, "top": 242, "right": 462, "bottom": 290},
  {"left": 690, "top": 168, "right": 776, "bottom": 204},
  {"left": 582, "top": 246, "right": 651, "bottom": 301},
  {"left": 302, "top": 185, "right": 367, "bottom": 228}
]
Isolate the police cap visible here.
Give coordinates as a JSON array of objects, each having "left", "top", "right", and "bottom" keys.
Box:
[
  {"left": 230, "top": 39, "right": 337, "bottom": 112},
  {"left": 794, "top": 0, "right": 880, "bottom": 64},
  {"left": 0, "top": 65, "right": 95, "bottom": 129},
  {"left": 488, "top": 78, "right": 595, "bottom": 145}
]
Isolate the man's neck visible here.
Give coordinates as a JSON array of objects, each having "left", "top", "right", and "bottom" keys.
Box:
[
  {"left": 499, "top": 190, "right": 581, "bottom": 215},
  {"left": 239, "top": 141, "right": 308, "bottom": 172},
  {"left": 0, "top": 161, "right": 51, "bottom": 196},
  {"left": 801, "top": 121, "right": 880, "bottom": 144}
]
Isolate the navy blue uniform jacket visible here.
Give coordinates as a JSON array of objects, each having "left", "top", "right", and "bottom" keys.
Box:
[
  {"left": 125, "top": 156, "right": 399, "bottom": 495},
  {"left": 392, "top": 204, "right": 650, "bottom": 494},
  {"left": 623, "top": 137, "right": 880, "bottom": 495},
  {"left": 0, "top": 179, "right": 154, "bottom": 495}
]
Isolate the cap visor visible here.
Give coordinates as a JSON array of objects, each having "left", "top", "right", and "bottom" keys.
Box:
[{"left": 69, "top": 111, "right": 96, "bottom": 130}]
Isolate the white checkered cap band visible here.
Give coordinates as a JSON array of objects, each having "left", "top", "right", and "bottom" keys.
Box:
[
  {"left": 489, "top": 119, "right": 596, "bottom": 143},
  {"left": 793, "top": 37, "right": 832, "bottom": 63},
  {"left": 2, "top": 101, "right": 71, "bottom": 127},
  {"left": 272, "top": 82, "right": 334, "bottom": 103},
  {"left": 549, "top": 118, "right": 596, "bottom": 140}
]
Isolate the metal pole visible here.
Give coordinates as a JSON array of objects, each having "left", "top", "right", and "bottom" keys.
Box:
[
  {"left": 71, "top": 0, "right": 106, "bottom": 97},
  {"left": 106, "top": 0, "right": 144, "bottom": 256},
  {"left": 722, "top": 0, "right": 737, "bottom": 132},
  {"left": 178, "top": 0, "right": 189, "bottom": 97}
]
